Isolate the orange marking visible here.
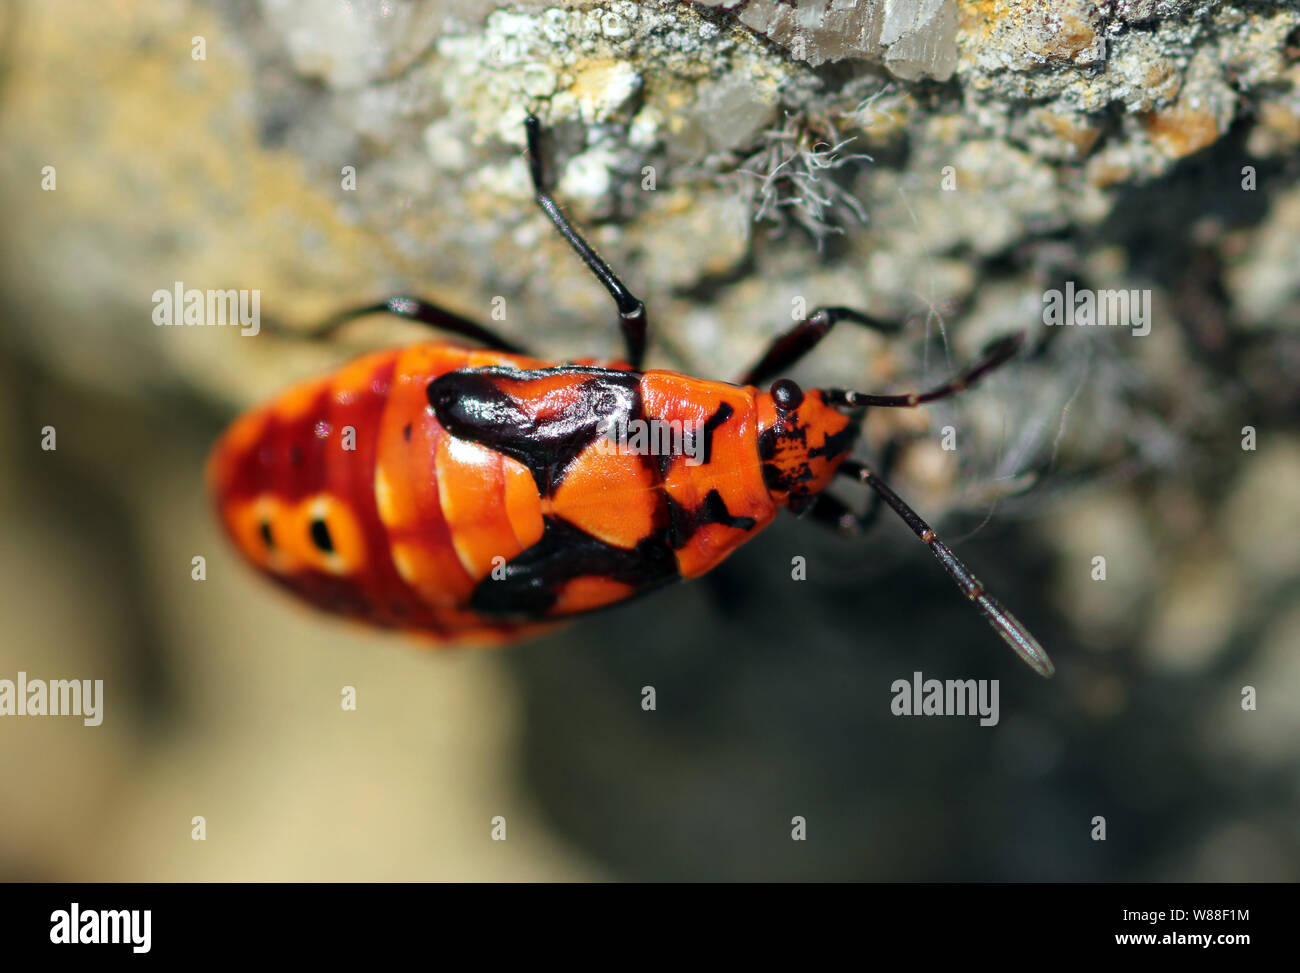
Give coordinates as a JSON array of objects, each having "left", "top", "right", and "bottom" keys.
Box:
[
  {"left": 226, "top": 495, "right": 302, "bottom": 574},
  {"left": 641, "top": 373, "right": 776, "bottom": 578},
  {"left": 502, "top": 458, "right": 545, "bottom": 549},
  {"left": 435, "top": 433, "right": 524, "bottom": 581},
  {"left": 298, "top": 494, "right": 366, "bottom": 575},
  {"left": 372, "top": 346, "right": 480, "bottom": 607},
  {"left": 549, "top": 576, "right": 637, "bottom": 615},
  {"left": 550, "top": 443, "right": 658, "bottom": 549}
]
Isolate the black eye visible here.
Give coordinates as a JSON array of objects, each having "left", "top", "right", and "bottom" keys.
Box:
[{"left": 770, "top": 379, "right": 804, "bottom": 412}]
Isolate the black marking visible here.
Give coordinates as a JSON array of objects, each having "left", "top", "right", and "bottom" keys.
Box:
[
  {"left": 689, "top": 401, "right": 734, "bottom": 466},
  {"left": 427, "top": 366, "right": 643, "bottom": 496},
  {"left": 259, "top": 521, "right": 275, "bottom": 548},
  {"left": 655, "top": 450, "right": 674, "bottom": 479},
  {"left": 665, "top": 489, "right": 758, "bottom": 549},
  {"left": 309, "top": 518, "right": 335, "bottom": 554},
  {"left": 635, "top": 401, "right": 733, "bottom": 481},
  {"left": 762, "top": 460, "right": 814, "bottom": 493},
  {"left": 759, "top": 418, "right": 815, "bottom": 497},
  {"left": 757, "top": 408, "right": 858, "bottom": 500},
  {"left": 757, "top": 420, "right": 808, "bottom": 462},
  {"left": 470, "top": 515, "right": 679, "bottom": 618},
  {"left": 808, "top": 422, "right": 858, "bottom": 461},
  {"left": 402, "top": 423, "right": 412, "bottom": 442}
]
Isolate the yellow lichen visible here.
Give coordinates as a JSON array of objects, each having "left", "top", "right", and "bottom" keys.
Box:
[
  {"left": 1035, "top": 110, "right": 1102, "bottom": 157},
  {"left": 1143, "top": 106, "right": 1223, "bottom": 158}
]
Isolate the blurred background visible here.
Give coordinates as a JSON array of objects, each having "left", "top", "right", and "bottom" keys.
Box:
[{"left": 1, "top": 0, "right": 1298, "bottom": 881}]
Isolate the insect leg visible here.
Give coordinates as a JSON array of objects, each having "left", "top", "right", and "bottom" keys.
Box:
[
  {"left": 836, "top": 458, "right": 1054, "bottom": 678},
  {"left": 804, "top": 439, "right": 902, "bottom": 536},
  {"left": 740, "top": 307, "right": 904, "bottom": 386},
  {"left": 295, "top": 296, "right": 529, "bottom": 354},
  {"left": 524, "top": 114, "right": 648, "bottom": 370},
  {"left": 805, "top": 491, "right": 883, "bottom": 536}
]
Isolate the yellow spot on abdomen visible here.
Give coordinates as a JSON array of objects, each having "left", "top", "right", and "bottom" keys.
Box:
[
  {"left": 391, "top": 542, "right": 418, "bottom": 585},
  {"left": 374, "top": 467, "right": 397, "bottom": 526}
]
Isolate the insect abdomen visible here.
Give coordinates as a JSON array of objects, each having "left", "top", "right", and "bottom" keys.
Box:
[{"left": 208, "top": 342, "right": 552, "bottom": 642}]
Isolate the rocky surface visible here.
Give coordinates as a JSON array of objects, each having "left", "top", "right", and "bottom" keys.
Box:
[{"left": 1, "top": 0, "right": 1297, "bottom": 881}]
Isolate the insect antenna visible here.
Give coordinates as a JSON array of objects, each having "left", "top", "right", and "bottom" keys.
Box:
[
  {"left": 837, "top": 460, "right": 1054, "bottom": 677},
  {"left": 819, "top": 330, "right": 1052, "bottom": 676},
  {"left": 821, "top": 332, "right": 1023, "bottom": 408}
]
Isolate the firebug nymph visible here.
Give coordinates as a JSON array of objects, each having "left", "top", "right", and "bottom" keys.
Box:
[{"left": 208, "top": 115, "right": 1055, "bottom": 678}]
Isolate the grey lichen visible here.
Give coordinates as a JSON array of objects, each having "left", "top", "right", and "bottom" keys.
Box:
[{"left": 733, "top": 108, "right": 874, "bottom": 244}]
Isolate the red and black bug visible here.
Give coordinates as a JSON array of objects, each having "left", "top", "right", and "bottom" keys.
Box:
[{"left": 209, "top": 115, "right": 1055, "bottom": 678}]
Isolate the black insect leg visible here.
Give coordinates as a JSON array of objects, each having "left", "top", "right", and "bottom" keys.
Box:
[
  {"left": 297, "top": 296, "right": 529, "bottom": 354},
  {"left": 740, "top": 307, "right": 904, "bottom": 386},
  {"left": 524, "top": 114, "right": 647, "bottom": 370},
  {"left": 805, "top": 491, "right": 882, "bottom": 537},
  {"left": 836, "top": 457, "right": 1055, "bottom": 678},
  {"left": 805, "top": 439, "right": 901, "bottom": 537}
]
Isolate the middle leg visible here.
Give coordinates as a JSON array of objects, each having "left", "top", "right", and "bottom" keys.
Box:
[
  {"left": 524, "top": 114, "right": 648, "bottom": 369},
  {"left": 740, "top": 306, "right": 904, "bottom": 386}
]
